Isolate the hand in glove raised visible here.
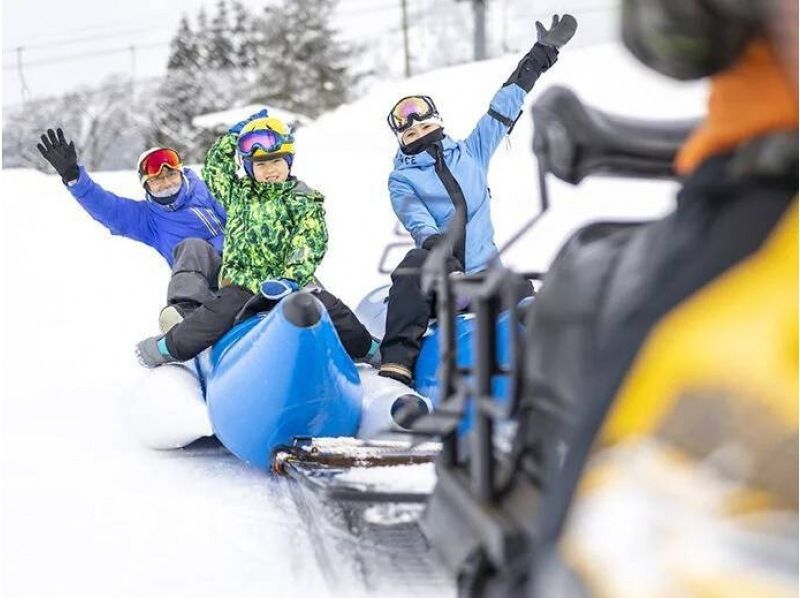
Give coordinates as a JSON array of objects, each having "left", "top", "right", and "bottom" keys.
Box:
[
  {"left": 37, "top": 128, "right": 79, "bottom": 184},
  {"left": 504, "top": 13, "right": 578, "bottom": 92},
  {"left": 536, "top": 14, "right": 577, "bottom": 50}
]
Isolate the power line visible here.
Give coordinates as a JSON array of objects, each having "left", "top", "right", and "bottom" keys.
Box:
[
  {"left": 1, "top": 7, "right": 188, "bottom": 51},
  {"left": 2, "top": 26, "right": 173, "bottom": 54},
  {"left": 3, "top": 41, "right": 171, "bottom": 71}
]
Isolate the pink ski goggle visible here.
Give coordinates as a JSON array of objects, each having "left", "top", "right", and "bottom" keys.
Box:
[
  {"left": 237, "top": 129, "right": 293, "bottom": 157},
  {"left": 387, "top": 95, "right": 439, "bottom": 133}
]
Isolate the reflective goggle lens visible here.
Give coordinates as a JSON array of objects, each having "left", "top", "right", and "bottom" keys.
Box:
[
  {"left": 389, "top": 96, "right": 436, "bottom": 132},
  {"left": 237, "top": 129, "right": 289, "bottom": 157},
  {"left": 140, "top": 148, "right": 182, "bottom": 178}
]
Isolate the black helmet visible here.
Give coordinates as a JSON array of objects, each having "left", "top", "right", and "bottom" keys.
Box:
[{"left": 622, "top": 0, "right": 770, "bottom": 79}]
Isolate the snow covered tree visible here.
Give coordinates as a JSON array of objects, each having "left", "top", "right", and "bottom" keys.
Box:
[
  {"left": 194, "top": 7, "right": 212, "bottom": 72},
  {"left": 167, "top": 15, "right": 200, "bottom": 71},
  {"left": 3, "top": 77, "right": 152, "bottom": 171},
  {"left": 208, "top": 0, "right": 235, "bottom": 70},
  {"left": 250, "top": 0, "right": 361, "bottom": 117},
  {"left": 230, "top": 0, "right": 258, "bottom": 69}
]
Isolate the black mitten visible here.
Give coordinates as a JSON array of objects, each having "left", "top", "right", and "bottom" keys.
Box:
[{"left": 504, "top": 14, "right": 578, "bottom": 92}]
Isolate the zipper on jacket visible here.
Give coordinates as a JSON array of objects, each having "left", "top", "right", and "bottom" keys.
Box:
[{"left": 428, "top": 142, "right": 468, "bottom": 268}]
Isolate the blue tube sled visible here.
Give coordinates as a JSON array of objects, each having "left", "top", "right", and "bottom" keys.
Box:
[
  {"left": 414, "top": 311, "right": 515, "bottom": 408},
  {"left": 198, "top": 292, "right": 363, "bottom": 469},
  {"left": 354, "top": 284, "right": 524, "bottom": 433}
]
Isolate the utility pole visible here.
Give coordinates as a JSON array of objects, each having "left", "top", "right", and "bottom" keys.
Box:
[
  {"left": 473, "top": 0, "right": 488, "bottom": 61},
  {"left": 401, "top": 0, "right": 411, "bottom": 77},
  {"left": 129, "top": 45, "right": 136, "bottom": 96},
  {"left": 16, "top": 46, "right": 30, "bottom": 105}
]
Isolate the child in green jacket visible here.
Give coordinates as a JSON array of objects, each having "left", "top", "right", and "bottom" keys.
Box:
[{"left": 136, "top": 113, "right": 373, "bottom": 367}]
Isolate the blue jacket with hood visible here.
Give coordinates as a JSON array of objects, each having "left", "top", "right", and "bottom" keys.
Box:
[
  {"left": 388, "top": 83, "right": 526, "bottom": 273},
  {"left": 66, "top": 166, "right": 227, "bottom": 267}
]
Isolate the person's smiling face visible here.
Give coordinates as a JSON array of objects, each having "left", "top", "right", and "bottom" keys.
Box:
[{"left": 252, "top": 157, "right": 289, "bottom": 183}]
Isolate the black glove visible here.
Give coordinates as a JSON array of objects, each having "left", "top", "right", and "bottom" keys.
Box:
[
  {"left": 504, "top": 14, "right": 577, "bottom": 92},
  {"left": 422, "top": 233, "right": 445, "bottom": 251},
  {"left": 422, "top": 234, "right": 465, "bottom": 272},
  {"left": 37, "top": 128, "right": 79, "bottom": 184}
]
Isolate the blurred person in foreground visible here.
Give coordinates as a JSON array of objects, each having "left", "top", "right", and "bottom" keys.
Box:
[
  {"left": 541, "top": 0, "right": 798, "bottom": 595},
  {"left": 378, "top": 14, "right": 578, "bottom": 386},
  {"left": 135, "top": 113, "right": 373, "bottom": 368},
  {"left": 37, "top": 135, "right": 227, "bottom": 333}
]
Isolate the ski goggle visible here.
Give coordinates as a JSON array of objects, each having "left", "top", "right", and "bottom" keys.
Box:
[
  {"left": 387, "top": 95, "right": 439, "bottom": 133},
  {"left": 237, "top": 129, "right": 294, "bottom": 158},
  {"left": 138, "top": 148, "right": 182, "bottom": 182}
]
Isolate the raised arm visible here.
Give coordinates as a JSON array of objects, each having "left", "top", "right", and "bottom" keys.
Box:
[
  {"left": 202, "top": 108, "right": 271, "bottom": 209},
  {"left": 465, "top": 14, "right": 577, "bottom": 167},
  {"left": 282, "top": 188, "right": 329, "bottom": 286},
  {"left": 464, "top": 85, "right": 527, "bottom": 168},
  {"left": 389, "top": 174, "right": 440, "bottom": 247},
  {"left": 67, "top": 167, "right": 154, "bottom": 245},
  {"left": 37, "top": 128, "right": 153, "bottom": 245},
  {"left": 201, "top": 133, "right": 239, "bottom": 211}
]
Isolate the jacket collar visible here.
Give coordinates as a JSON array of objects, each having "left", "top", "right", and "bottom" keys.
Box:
[
  {"left": 146, "top": 168, "right": 200, "bottom": 211},
  {"left": 393, "top": 135, "right": 458, "bottom": 170},
  {"left": 676, "top": 40, "right": 798, "bottom": 175}
]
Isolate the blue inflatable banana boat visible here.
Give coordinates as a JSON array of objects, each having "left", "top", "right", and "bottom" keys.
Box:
[{"left": 194, "top": 292, "right": 363, "bottom": 469}]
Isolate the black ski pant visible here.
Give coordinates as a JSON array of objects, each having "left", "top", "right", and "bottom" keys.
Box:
[
  {"left": 381, "top": 247, "right": 534, "bottom": 372},
  {"left": 164, "top": 286, "right": 372, "bottom": 362},
  {"left": 166, "top": 238, "right": 222, "bottom": 314}
]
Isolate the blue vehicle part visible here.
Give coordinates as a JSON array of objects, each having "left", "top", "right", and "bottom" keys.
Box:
[
  {"left": 414, "top": 310, "right": 516, "bottom": 432},
  {"left": 201, "top": 292, "right": 363, "bottom": 469}
]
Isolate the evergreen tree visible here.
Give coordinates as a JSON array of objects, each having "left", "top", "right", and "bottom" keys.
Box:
[
  {"left": 152, "top": 12, "right": 208, "bottom": 160},
  {"left": 208, "top": 0, "right": 235, "bottom": 70},
  {"left": 231, "top": 0, "right": 257, "bottom": 69},
  {"left": 251, "top": 0, "right": 361, "bottom": 117},
  {"left": 194, "top": 7, "right": 212, "bottom": 72},
  {"left": 166, "top": 15, "right": 199, "bottom": 71}
]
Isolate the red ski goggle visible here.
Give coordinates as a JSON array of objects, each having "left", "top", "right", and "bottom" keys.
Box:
[
  {"left": 237, "top": 129, "right": 293, "bottom": 158},
  {"left": 387, "top": 95, "right": 439, "bottom": 133},
  {"left": 139, "top": 148, "right": 182, "bottom": 180}
]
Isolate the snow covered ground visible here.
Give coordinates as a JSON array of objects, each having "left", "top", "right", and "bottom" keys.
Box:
[{"left": 1, "top": 43, "right": 705, "bottom": 597}]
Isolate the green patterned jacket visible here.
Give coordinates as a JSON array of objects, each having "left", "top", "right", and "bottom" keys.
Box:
[{"left": 202, "top": 133, "right": 328, "bottom": 293}]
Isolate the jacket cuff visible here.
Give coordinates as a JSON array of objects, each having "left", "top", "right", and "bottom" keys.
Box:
[
  {"left": 490, "top": 83, "right": 526, "bottom": 120},
  {"left": 66, "top": 166, "right": 93, "bottom": 197}
]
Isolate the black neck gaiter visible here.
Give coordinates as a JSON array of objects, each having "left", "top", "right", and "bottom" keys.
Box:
[{"left": 401, "top": 128, "right": 445, "bottom": 155}]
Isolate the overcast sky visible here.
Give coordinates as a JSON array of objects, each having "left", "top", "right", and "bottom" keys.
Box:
[{"left": 1, "top": 0, "right": 402, "bottom": 107}]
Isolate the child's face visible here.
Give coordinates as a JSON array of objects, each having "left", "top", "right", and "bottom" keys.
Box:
[
  {"left": 252, "top": 157, "right": 289, "bottom": 183},
  {"left": 401, "top": 122, "right": 442, "bottom": 146}
]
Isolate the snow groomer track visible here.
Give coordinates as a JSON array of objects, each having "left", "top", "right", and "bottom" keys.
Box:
[{"left": 277, "top": 438, "right": 454, "bottom": 597}]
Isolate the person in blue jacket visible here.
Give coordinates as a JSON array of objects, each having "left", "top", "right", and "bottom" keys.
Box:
[
  {"left": 378, "top": 14, "right": 577, "bottom": 385},
  {"left": 36, "top": 129, "right": 227, "bottom": 332}
]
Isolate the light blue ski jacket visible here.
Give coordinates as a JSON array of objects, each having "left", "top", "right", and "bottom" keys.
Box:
[{"left": 388, "top": 83, "right": 526, "bottom": 273}]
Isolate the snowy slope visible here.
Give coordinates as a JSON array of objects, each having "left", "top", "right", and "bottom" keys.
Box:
[{"left": 1, "top": 43, "right": 706, "bottom": 598}]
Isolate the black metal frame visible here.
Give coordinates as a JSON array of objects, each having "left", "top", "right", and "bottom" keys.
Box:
[{"left": 413, "top": 86, "right": 699, "bottom": 596}]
